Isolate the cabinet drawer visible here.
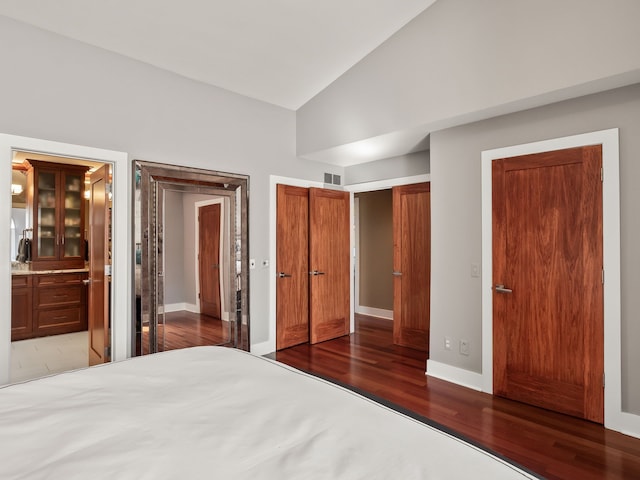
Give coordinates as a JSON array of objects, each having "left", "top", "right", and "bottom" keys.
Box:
[
  {"left": 36, "top": 307, "right": 83, "bottom": 331},
  {"left": 11, "top": 275, "right": 31, "bottom": 288},
  {"left": 34, "top": 273, "right": 86, "bottom": 287},
  {"left": 36, "top": 286, "right": 82, "bottom": 308}
]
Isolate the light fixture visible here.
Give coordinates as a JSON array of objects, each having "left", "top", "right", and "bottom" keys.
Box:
[{"left": 11, "top": 184, "right": 23, "bottom": 195}]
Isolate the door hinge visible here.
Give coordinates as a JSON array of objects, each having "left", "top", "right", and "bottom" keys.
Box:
[
  {"left": 105, "top": 346, "right": 111, "bottom": 358},
  {"left": 198, "top": 293, "right": 201, "bottom": 299},
  {"left": 602, "top": 269, "right": 605, "bottom": 285},
  {"left": 603, "top": 373, "right": 606, "bottom": 388},
  {"left": 601, "top": 167, "right": 603, "bottom": 182}
]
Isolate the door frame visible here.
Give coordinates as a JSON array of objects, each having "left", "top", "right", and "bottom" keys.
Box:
[
  {"left": 0, "top": 134, "right": 129, "bottom": 385},
  {"left": 347, "top": 175, "right": 431, "bottom": 322},
  {"left": 480, "top": 128, "right": 629, "bottom": 434},
  {"left": 194, "top": 197, "right": 228, "bottom": 319}
]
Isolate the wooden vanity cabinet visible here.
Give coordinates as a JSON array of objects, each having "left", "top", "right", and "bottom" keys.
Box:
[
  {"left": 27, "top": 160, "right": 89, "bottom": 270},
  {"left": 33, "top": 273, "right": 88, "bottom": 337},
  {"left": 11, "top": 275, "right": 33, "bottom": 341},
  {"left": 11, "top": 272, "right": 88, "bottom": 341}
]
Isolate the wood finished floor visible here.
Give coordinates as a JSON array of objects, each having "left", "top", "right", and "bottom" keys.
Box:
[
  {"left": 141, "top": 311, "right": 231, "bottom": 354},
  {"left": 274, "top": 314, "right": 640, "bottom": 480}
]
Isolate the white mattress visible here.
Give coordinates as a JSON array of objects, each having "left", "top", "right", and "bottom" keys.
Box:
[{"left": 0, "top": 347, "right": 538, "bottom": 479}]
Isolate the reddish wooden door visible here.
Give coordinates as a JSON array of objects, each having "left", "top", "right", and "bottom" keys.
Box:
[
  {"left": 309, "top": 188, "right": 350, "bottom": 344},
  {"left": 276, "top": 185, "right": 310, "bottom": 350},
  {"left": 88, "top": 164, "right": 110, "bottom": 366},
  {"left": 392, "top": 183, "right": 430, "bottom": 351},
  {"left": 199, "top": 204, "right": 222, "bottom": 319},
  {"left": 492, "top": 145, "right": 604, "bottom": 423}
]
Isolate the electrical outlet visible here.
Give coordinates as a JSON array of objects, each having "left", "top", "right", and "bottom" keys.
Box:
[
  {"left": 444, "top": 337, "right": 452, "bottom": 350},
  {"left": 459, "top": 339, "right": 470, "bottom": 356}
]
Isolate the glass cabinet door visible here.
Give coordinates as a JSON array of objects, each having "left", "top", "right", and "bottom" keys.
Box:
[
  {"left": 36, "top": 171, "right": 57, "bottom": 259},
  {"left": 62, "top": 172, "right": 83, "bottom": 259}
]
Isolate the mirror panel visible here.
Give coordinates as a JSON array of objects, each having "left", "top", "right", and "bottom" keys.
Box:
[{"left": 133, "top": 160, "right": 249, "bottom": 355}]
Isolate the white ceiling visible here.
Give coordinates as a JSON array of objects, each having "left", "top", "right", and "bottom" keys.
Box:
[{"left": 0, "top": 0, "right": 437, "bottom": 110}]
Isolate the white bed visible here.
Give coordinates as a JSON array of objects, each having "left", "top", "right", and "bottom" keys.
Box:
[{"left": 0, "top": 347, "right": 538, "bottom": 479}]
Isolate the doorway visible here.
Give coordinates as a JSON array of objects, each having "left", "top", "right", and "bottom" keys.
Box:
[
  {"left": 492, "top": 145, "right": 603, "bottom": 422},
  {"left": 275, "top": 184, "right": 350, "bottom": 349},
  {"left": 480, "top": 129, "right": 622, "bottom": 429},
  {"left": 9, "top": 151, "right": 113, "bottom": 381},
  {"left": 353, "top": 183, "right": 430, "bottom": 352}
]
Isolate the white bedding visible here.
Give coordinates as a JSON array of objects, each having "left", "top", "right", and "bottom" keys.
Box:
[{"left": 0, "top": 347, "right": 537, "bottom": 479}]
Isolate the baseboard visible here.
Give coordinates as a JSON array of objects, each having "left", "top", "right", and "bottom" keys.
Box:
[
  {"left": 426, "top": 359, "right": 483, "bottom": 392},
  {"left": 164, "top": 303, "right": 198, "bottom": 313},
  {"left": 251, "top": 340, "right": 275, "bottom": 357},
  {"left": 356, "top": 306, "right": 393, "bottom": 320},
  {"left": 608, "top": 411, "right": 640, "bottom": 440}
]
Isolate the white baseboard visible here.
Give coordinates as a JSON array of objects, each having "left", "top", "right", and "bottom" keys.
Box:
[
  {"left": 608, "top": 411, "right": 640, "bottom": 440},
  {"left": 426, "top": 359, "right": 483, "bottom": 391},
  {"left": 355, "top": 306, "right": 393, "bottom": 320},
  {"left": 164, "top": 303, "right": 198, "bottom": 313},
  {"left": 251, "top": 340, "right": 275, "bottom": 357}
]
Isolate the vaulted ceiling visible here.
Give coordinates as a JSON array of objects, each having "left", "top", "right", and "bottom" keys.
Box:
[{"left": 0, "top": 0, "right": 437, "bottom": 110}]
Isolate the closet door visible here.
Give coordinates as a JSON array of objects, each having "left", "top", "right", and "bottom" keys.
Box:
[
  {"left": 309, "top": 188, "right": 350, "bottom": 344},
  {"left": 392, "top": 182, "right": 430, "bottom": 351},
  {"left": 276, "top": 185, "right": 309, "bottom": 350}
]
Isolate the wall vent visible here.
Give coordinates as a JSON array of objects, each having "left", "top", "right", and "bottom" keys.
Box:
[{"left": 323, "top": 173, "right": 341, "bottom": 186}]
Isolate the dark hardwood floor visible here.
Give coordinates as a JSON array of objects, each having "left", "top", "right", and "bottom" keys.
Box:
[
  {"left": 274, "top": 314, "right": 640, "bottom": 480},
  {"left": 141, "top": 311, "right": 231, "bottom": 354}
]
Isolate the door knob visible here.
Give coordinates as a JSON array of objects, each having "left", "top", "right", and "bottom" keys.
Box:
[
  {"left": 495, "top": 284, "right": 513, "bottom": 294},
  {"left": 278, "top": 272, "right": 292, "bottom": 278},
  {"left": 309, "top": 270, "right": 325, "bottom": 276},
  {"left": 392, "top": 271, "right": 402, "bottom": 276}
]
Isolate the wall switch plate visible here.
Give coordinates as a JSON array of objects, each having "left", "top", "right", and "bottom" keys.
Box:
[
  {"left": 459, "top": 339, "right": 470, "bottom": 356},
  {"left": 471, "top": 263, "right": 480, "bottom": 278}
]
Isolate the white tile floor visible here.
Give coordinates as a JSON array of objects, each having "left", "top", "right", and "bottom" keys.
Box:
[{"left": 10, "top": 331, "right": 88, "bottom": 384}]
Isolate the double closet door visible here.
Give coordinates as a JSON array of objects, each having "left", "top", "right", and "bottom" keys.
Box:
[{"left": 276, "top": 185, "right": 350, "bottom": 350}]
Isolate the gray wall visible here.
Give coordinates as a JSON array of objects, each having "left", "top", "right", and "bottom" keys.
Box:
[
  {"left": 0, "top": 15, "right": 335, "bottom": 345},
  {"left": 357, "top": 190, "right": 393, "bottom": 311},
  {"left": 430, "top": 83, "right": 640, "bottom": 414},
  {"left": 163, "top": 190, "right": 185, "bottom": 306},
  {"left": 345, "top": 151, "right": 429, "bottom": 185},
  {"left": 298, "top": 0, "right": 640, "bottom": 156}
]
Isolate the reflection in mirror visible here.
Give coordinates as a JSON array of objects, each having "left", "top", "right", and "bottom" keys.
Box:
[
  {"left": 133, "top": 160, "right": 249, "bottom": 355},
  {"left": 10, "top": 169, "right": 28, "bottom": 262}
]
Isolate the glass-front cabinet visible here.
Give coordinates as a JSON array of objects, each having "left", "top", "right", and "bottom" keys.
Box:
[{"left": 27, "top": 161, "right": 88, "bottom": 269}]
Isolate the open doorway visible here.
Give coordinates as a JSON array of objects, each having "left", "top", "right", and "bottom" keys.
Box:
[
  {"left": 351, "top": 179, "right": 430, "bottom": 357},
  {"left": 9, "top": 151, "right": 112, "bottom": 382}
]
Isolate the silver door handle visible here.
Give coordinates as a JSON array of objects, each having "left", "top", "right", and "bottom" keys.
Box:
[
  {"left": 309, "top": 270, "right": 325, "bottom": 276},
  {"left": 278, "top": 272, "right": 292, "bottom": 278},
  {"left": 392, "top": 271, "right": 402, "bottom": 276},
  {"left": 495, "top": 284, "right": 512, "bottom": 294},
  {"left": 82, "top": 279, "right": 91, "bottom": 285}
]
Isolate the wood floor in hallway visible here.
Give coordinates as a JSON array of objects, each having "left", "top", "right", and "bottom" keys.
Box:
[{"left": 273, "top": 314, "right": 640, "bottom": 480}]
